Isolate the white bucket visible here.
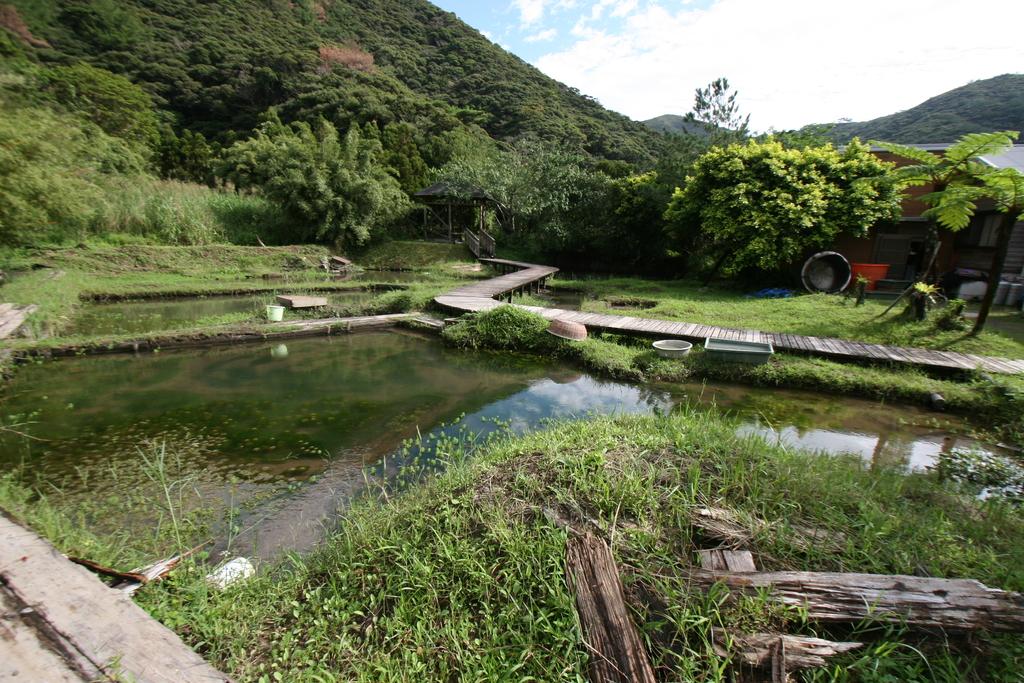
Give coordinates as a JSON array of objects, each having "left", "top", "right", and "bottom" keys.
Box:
[
  {"left": 266, "top": 304, "right": 285, "bottom": 322},
  {"left": 994, "top": 281, "right": 1011, "bottom": 306}
]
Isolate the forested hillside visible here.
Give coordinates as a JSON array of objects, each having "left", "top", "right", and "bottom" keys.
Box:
[
  {"left": 827, "top": 74, "right": 1024, "bottom": 143},
  {"left": 4, "top": 0, "right": 662, "bottom": 163}
]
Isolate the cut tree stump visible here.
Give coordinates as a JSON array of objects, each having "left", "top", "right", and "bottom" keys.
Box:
[
  {"left": 692, "top": 570, "right": 1024, "bottom": 632},
  {"left": 276, "top": 295, "right": 328, "bottom": 309},
  {"left": 566, "top": 533, "right": 656, "bottom": 683}
]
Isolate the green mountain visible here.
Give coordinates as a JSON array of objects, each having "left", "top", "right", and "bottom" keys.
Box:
[
  {"left": 827, "top": 74, "right": 1024, "bottom": 143},
  {"left": 641, "top": 114, "right": 708, "bottom": 136},
  {"left": 4, "top": 0, "right": 662, "bottom": 163}
]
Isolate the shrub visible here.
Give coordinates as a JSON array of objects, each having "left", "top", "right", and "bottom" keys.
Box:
[{"left": 442, "top": 306, "right": 556, "bottom": 352}]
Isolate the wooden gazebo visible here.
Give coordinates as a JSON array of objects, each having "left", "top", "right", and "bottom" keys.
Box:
[{"left": 413, "top": 182, "right": 494, "bottom": 250}]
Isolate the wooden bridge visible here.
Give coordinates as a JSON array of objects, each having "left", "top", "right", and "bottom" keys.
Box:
[{"left": 436, "top": 260, "right": 1024, "bottom": 375}]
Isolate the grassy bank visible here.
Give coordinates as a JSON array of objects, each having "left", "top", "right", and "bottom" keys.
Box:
[
  {"left": 0, "top": 243, "right": 478, "bottom": 340},
  {"left": 550, "top": 277, "right": 1024, "bottom": 359},
  {"left": 442, "top": 306, "right": 1024, "bottom": 441},
  {"left": 3, "top": 410, "right": 1021, "bottom": 681}
]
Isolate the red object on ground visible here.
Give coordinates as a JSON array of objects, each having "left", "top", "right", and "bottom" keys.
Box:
[{"left": 851, "top": 263, "right": 889, "bottom": 291}]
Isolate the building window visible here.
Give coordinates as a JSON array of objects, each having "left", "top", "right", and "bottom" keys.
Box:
[{"left": 957, "top": 213, "right": 1002, "bottom": 248}]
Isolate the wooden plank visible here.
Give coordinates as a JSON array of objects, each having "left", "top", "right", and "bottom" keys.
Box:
[
  {"left": 691, "top": 569, "right": 1024, "bottom": 631},
  {"left": 566, "top": 534, "right": 657, "bottom": 683},
  {"left": 698, "top": 550, "right": 757, "bottom": 572},
  {"left": 276, "top": 295, "right": 328, "bottom": 309},
  {"left": 0, "top": 514, "right": 232, "bottom": 682}
]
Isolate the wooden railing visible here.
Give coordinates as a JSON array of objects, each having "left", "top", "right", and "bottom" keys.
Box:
[
  {"left": 464, "top": 229, "right": 481, "bottom": 257},
  {"left": 464, "top": 229, "right": 496, "bottom": 258},
  {"left": 479, "top": 229, "right": 496, "bottom": 257}
]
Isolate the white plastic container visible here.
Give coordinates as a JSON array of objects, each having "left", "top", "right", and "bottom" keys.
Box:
[
  {"left": 994, "top": 281, "right": 1011, "bottom": 306},
  {"left": 266, "top": 304, "right": 285, "bottom": 322},
  {"left": 1007, "top": 283, "right": 1024, "bottom": 308},
  {"left": 206, "top": 557, "right": 255, "bottom": 589},
  {"left": 957, "top": 281, "right": 987, "bottom": 301}
]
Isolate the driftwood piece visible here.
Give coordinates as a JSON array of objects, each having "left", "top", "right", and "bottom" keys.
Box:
[
  {"left": 0, "top": 513, "right": 232, "bottom": 682},
  {"left": 70, "top": 542, "right": 208, "bottom": 596},
  {"left": 693, "top": 507, "right": 845, "bottom": 553},
  {"left": 713, "top": 630, "right": 862, "bottom": 671},
  {"left": 692, "top": 570, "right": 1024, "bottom": 632},
  {"left": 698, "top": 549, "right": 757, "bottom": 572},
  {"left": 566, "top": 533, "right": 656, "bottom": 683}
]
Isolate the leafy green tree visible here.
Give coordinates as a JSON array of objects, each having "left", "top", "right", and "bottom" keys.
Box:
[
  {"left": 42, "top": 63, "right": 159, "bottom": 149},
  {"left": 221, "top": 114, "right": 408, "bottom": 246},
  {"left": 381, "top": 122, "right": 429, "bottom": 193},
  {"left": 683, "top": 77, "right": 750, "bottom": 149},
  {"left": 157, "top": 128, "right": 216, "bottom": 184},
  {"left": 877, "top": 131, "right": 1022, "bottom": 333},
  {"left": 665, "top": 140, "right": 901, "bottom": 278},
  {"left": 436, "top": 141, "right": 598, "bottom": 236}
]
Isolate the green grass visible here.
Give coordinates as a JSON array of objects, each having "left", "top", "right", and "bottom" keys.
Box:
[
  {"left": 5, "top": 410, "right": 1020, "bottom": 681},
  {"left": 0, "top": 244, "right": 481, "bottom": 341},
  {"left": 355, "top": 240, "right": 476, "bottom": 271},
  {"left": 442, "top": 306, "right": 1024, "bottom": 440},
  {"left": 554, "top": 278, "right": 1024, "bottom": 359}
]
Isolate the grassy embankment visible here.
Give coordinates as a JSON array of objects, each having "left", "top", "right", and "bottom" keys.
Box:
[
  {"left": 0, "top": 241, "right": 478, "bottom": 346},
  {"left": 447, "top": 305, "right": 1024, "bottom": 442},
  {"left": 2, "top": 409, "right": 1021, "bottom": 681},
  {"left": 549, "top": 277, "right": 1024, "bottom": 358}
]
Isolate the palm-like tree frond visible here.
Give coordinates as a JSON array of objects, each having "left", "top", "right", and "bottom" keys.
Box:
[
  {"left": 869, "top": 140, "right": 938, "bottom": 165},
  {"left": 922, "top": 185, "right": 988, "bottom": 230},
  {"left": 944, "top": 131, "right": 1019, "bottom": 166},
  {"left": 983, "top": 168, "right": 1024, "bottom": 215}
]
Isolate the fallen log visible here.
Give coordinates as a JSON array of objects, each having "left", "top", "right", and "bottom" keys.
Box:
[
  {"left": 713, "top": 630, "right": 862, "bottom": 672},
  {"left": 566, "top": 533, "right": 656, "bottom": 683},
  {"left": 692, "top": 570, "right": 1024, "bottom": 632}
]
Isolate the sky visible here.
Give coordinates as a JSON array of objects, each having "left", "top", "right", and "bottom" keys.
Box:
[{"left": 429, "top": 0, "right": 1024, "bottom": 132}]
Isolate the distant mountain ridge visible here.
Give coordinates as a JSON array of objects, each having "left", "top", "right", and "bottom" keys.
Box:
[
  {"left": 827, "top": 74, "right": 1024, "bottom": 143},
  {"left": 641, "top": 114, "right": 708, "bottom": 136},
  {"left": 642, "top": 75, "right": 1024, "bottom": 144},
  {"left": 5, "top": 0, "right": 664, "bottom": 163}
]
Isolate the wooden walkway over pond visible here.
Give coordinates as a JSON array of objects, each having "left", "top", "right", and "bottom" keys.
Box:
[
  {"left": 436, "top": 260, "right": 1024, "bottom": 375},
  {"left": 0, "top": 513, "right": 231, "bottom": 682}
]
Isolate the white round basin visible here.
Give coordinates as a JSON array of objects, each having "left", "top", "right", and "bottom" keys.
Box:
[{"left": 653, "top": 339, "right": 692, "bottom": 358}]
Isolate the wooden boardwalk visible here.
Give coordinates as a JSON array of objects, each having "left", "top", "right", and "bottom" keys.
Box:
[
  {"left": 0, "top": 513, "right": 231, "bottom": 682},
  {"left": 436, "top": 261, "right": 1024, "bottom": 375}
]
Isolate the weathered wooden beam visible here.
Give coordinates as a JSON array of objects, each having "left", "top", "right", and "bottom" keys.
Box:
[
  {"left": 0, "top": 513, "right": 232, "bottom": 682},
  {"left": 566, "top": 533, "right": 656, "bottom": 683},
  {"left": 691, "top": 570, "right": 1024, "bottom": 632},
  {"left": 698, "top": 549, "right": 757, "bottom": 572},
  {"left": 713, "top": 630, "right": 862, "bottom": 673}
]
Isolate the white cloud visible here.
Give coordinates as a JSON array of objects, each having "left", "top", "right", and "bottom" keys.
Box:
[
  {"left": 535, "top": 0, "right": 1024, "bottom": 131},
  {"left": 525, "top": 27, "right": 559, "bottom": 42},
  {"left": 512, "top": 0, "right": 547, "bottom": 25}
]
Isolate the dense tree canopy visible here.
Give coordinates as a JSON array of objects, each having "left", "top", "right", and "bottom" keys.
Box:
[
  {"left": 665, "top": 140, "right": 901, "bottom": 276},
  {"left": 221, "top": 115, "right": 408, "bottom": 246}
]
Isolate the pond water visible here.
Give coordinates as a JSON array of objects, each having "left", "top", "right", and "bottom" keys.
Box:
[
  {"left": 0, "top": 332, "right": 1000, "bottom": 559},
  {"left": 71, "top": 290, "right": 375, "bottom": 336}
]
